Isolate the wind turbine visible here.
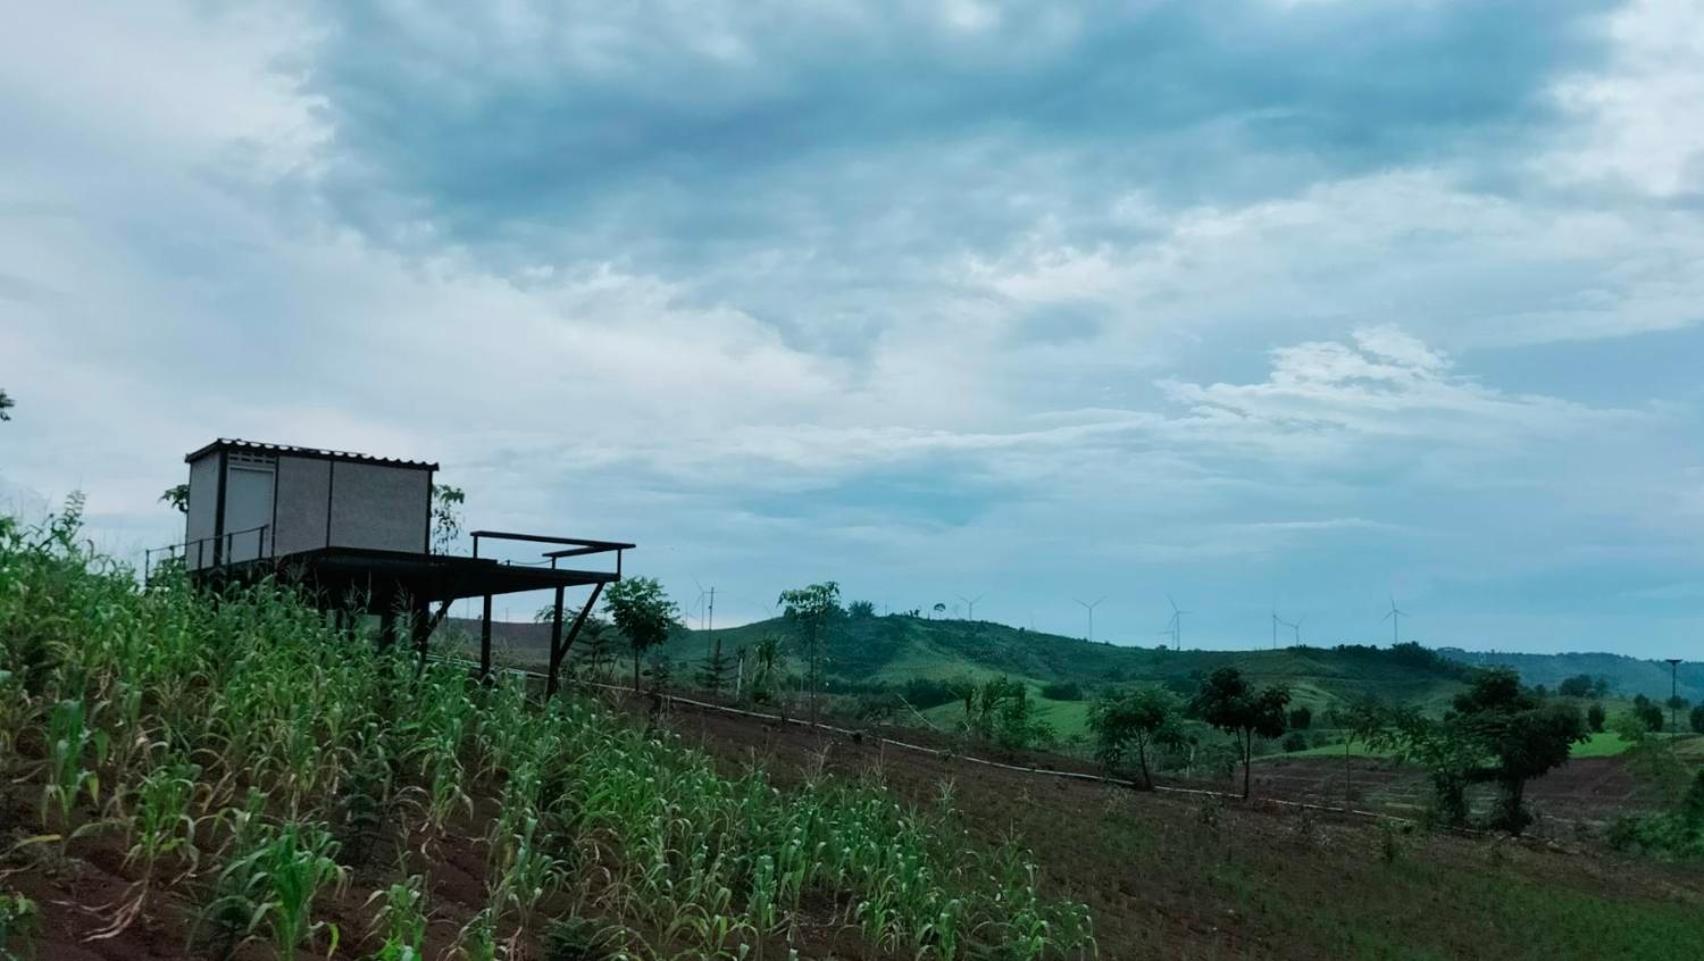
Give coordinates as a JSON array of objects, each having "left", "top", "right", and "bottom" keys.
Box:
[
  {"left": 1289, "top": 614, "right": 1306, "bottom": 647},
  {"left": 1074, "top": 596, "right": 1107, "bottom": 643},
  {"left": 1165, "top": 595, "right": 1190, "bottom": 649},
  {"left": 1382, "top": 597, "right": 1408, "bottom": 646},
  {"left": 957, "top": 593, "right": 986, "bottom": 621}
]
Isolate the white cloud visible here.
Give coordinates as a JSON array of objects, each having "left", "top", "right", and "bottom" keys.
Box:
[
  {"left": 1162, "top": 325, "right": 1638, "bottom": 449},
  {"left": 1547, "top": 0, "right": 1704, "bottom": 197}
]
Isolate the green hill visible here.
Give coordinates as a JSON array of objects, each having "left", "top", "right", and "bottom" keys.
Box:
[
  {"left": 453, "top": 612, "right": 1687, "bottom": 734},
  {"left": 1438, "top": 647, "right": 1703, "bottom": 703},
  {"left": 651, "top": 613, "right": 1470, "bottom": 716}
]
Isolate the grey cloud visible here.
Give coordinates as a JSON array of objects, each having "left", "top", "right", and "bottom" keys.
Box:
[{"left": 301, "top": 0, "right": 1616, "bottom": 263}]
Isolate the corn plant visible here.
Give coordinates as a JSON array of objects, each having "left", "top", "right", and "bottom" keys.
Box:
[
  {"left": 208, "top": 818, "right": 347, "bottom": 960},
  {"left": 123, "top": 757, "right": 202, "bottom": 878},
  {"left": 451, "top": 909, "right": 499, "bottom": 961},
  {"left": 41, "top": 698, "right": 108, "bottom": 837},
  {"left": 365, "top": 874, "right": 429, "bottom": 961},
  {"left": 2, "top": 508, "right": 1098, "bottom": 961},
  {"left": 0, "top": 890, "right": 39, "bottom": 961}
]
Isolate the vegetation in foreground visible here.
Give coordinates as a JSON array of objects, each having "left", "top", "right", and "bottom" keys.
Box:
[{"left": 0, "top": 502, "right": 1092, "bottom": 960}]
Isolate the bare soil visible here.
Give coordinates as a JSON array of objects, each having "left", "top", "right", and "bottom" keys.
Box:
[{"left": 4, "top": 689, "right": 1700, "bottom": 961}]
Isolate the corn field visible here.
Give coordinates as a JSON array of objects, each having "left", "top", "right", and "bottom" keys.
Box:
[{"left": 0, "top": 504, "right": 1094, "bottom": 960}]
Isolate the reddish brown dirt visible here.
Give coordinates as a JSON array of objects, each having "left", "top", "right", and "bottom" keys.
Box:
[
  {"left": 644, "top": 694, "right": 1704, "bottom": 960},
  {"left": 1251, "top": 754, "right": 1660, "bottom": 826},
  {"left": 5, "top": 691, "right": 1701, "bottom": 961}
]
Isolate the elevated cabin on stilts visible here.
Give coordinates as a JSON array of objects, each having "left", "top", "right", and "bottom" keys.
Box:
[{"left": 148, "top": 438, "right": 630, "bottom": 693}]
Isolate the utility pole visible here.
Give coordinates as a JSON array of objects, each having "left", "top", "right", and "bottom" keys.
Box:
[{"left": 1667, "top": 658, "right": 1683, "bottom": 735}]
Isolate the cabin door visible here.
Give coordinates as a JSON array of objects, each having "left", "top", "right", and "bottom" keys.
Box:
[{"left": 224, "top": 465, "right": 275, "bottom": 562}]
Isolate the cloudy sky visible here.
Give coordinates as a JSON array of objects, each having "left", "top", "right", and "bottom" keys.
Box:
[{"left": 3, "top": 1, "right": 1703, "bottom": 655}]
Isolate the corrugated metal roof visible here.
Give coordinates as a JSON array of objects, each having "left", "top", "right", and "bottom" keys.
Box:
[{"left": 184, "top": 438, "right": 438, "bottom": 470}]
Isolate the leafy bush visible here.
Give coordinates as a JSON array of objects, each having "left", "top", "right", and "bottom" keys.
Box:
[
  {"left": 898, "top": 676, "right": 969, "bottom": 710},
  {"left": 1282, "top": 732, "right": 1309, "bottom": 753},
  {"left": 1587, "top": 702, "right": 1606, "bottom": 733},
  {"left": 1608, "top": 771, "right": 1704, "bottom": 860},
  {"left": 1040, "top": 681, "right": 1084, "bottom": 701},
  {"left": 1087, "top": 687, "right": 1178, "bottom": 788},
  {"left": 1632, "top": 695, "right": 1665, "bottom": 733}
]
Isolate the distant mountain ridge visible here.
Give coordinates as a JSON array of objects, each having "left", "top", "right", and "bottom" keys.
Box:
[
  {"left": 1437, "top": 647, "right": 1703, "bottom": 703},
  {"left": 444, "top": 613, "right": 1698, "bottom": 706}
]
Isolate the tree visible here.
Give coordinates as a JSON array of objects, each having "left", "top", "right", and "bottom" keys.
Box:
[
  {"left": 603, "top": 577, "right": 679, "bottom": 693},
  {"left": 1452, "top": 670, "right": 1587, "bottom": 833},
  {"left": 1088, "top": 687, "right": 1178, "bottom": 789},
  {"left": 1633, "top": 695, "right": 1665, "bottom": 733},
  {"left": 0, "top": 387, "right": 12, "bottom": 421},
  {"left": 577, "top": 617, "right": 616, "bottom": 683},
  {"left": 1557, "top": 674, "right": 1595, "bottom": 698},
  {"left": 1289, "top": 705, "right": 1313, "bottom": 730},
  {"left": 1692, "top": 704, "right": 1704, "bottom": 735},
  {"left": 778, "top": 582, "right": 840, "bottom": 725},
  {"left": 429, "top": 484, "right": 465, "bottom": 554},
  {"left": 1614, "top": 709, "right": 1691, "bottom": 806},
  {"left": 160, "top": 484, "right": 190, "bottom": 515},
  {"left": 931, "top": 602, "right": 946, "bottom": 619},
  {"left": 960, "top": 677, "right": 1049, "bottom": 753},
  {"left": 848, "top": 599, "right": 876, "bottom": 619},
  {"left": 747, "top": 633, "right": 786, "bottom": 706},
  {"left": 696, "top": 642, "right": 735, "bottom": 696},
  {"left": 1190, "top": 668, "right": 1290, "bottom": 799},
  {"left": 1381, "top": 669, "right": 1587, "bottom": 833},
  {"left": 1324, "top": 695, "right": 1386, "bottom": 812},
  {"left": 1587, "top": 702, "right": 1607, "bottom": 733}
]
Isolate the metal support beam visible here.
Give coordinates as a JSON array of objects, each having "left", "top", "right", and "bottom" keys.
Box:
[
  {"left": 546, "top": 586, "right": 566, "bottom": 698},
  {"left": 480, "top": 595, "right": 493, "bottom": 680},
  {"left": 412, "top": 597, "right": 431, "bottom": 664},
  {"left": 550, "top": 581, "right": 604, "bottom": 697},
  {"left": 424, "top": 598, "right": 452, "bottom": 637}
]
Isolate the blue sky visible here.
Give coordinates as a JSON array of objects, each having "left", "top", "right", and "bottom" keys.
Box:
[{"left": 3, "top": 1, "right": 1703, "bottom": 655}]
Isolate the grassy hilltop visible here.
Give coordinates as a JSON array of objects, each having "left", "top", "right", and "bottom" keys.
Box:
[
  {"left": 457, "top": 611, "right": 1698, "bottom": 741},
  {"left": 656, "top": 613, "right": 1470, "bottom": 709}
]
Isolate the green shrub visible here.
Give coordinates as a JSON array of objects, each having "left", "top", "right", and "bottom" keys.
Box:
[{"left": 1040, "top": 681, "right": 1084, "bottom": 701}]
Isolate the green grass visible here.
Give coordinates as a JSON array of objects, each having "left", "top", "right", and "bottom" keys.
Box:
[
  {"left": 1571, "top": 731, "right": 1637, "bottom": 758},
  {"left": 1262, "top": 740, "right": 1395, "bottom": 760},
  {"left": 1296, "top": 863, "right": 1704, "bottom": 961}
]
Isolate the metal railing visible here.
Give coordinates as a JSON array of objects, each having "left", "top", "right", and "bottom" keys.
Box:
[
  {"left": 468, "top": 530, "right": 634, "bottom": 578},
  {"left": 144, "top": 524, "right": 271, "bottom": 582}
]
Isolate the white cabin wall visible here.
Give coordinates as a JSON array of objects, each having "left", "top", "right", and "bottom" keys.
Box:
[
  {"left": 184, "top": 455, "right": 219, "bottom": 569},
  {"left": 328, "top": 462, "right": 430, "bottom": 553},
  {"left": 274, "top": 455, "right": 331, "bottom": 556}
]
